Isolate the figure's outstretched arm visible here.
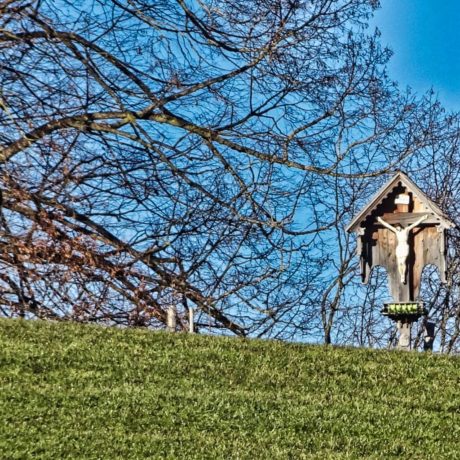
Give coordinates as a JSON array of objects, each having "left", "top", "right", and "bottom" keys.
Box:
[
  {"left": 407, "top": 214, "right": 429, "bottom": 231},
  {"left": 377, "top": 216, "right": 397, "bottom": 233}
]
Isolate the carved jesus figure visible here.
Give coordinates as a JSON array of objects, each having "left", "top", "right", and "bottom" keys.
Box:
[{"left": 377, "top": 214, "right": 429, "bottom": 284}]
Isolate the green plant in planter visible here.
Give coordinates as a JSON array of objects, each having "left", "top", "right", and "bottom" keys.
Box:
[{"left": 386, "top": 303, "right": 422, "bottom": 315}]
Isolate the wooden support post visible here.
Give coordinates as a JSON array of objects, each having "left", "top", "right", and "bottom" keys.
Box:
[
  {"left": 396, "top": 320, "right": 411, "bottom": 350},
  {"left": 167, "top": 305, "right": 176, "bottom": 332},
  {"left": 189, "top": 307, "right": 194, "bottom": 334}
]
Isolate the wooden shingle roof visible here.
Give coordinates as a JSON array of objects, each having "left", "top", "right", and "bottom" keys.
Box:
[{"left": 346, "top": 171, "right": 455, "bottom": 233}]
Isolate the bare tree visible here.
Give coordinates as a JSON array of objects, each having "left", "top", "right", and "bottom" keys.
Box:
[{"left": 0, "top": 0, "right": 445, "bottom": 339}]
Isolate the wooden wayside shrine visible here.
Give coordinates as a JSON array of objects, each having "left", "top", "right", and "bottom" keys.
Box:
[{"left": 347, "top": 171, "right": 455, "bottom": 349}]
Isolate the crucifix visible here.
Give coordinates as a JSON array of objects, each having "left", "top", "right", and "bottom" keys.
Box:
[
  {"left": 377, "top": 214, "right": 428, "bottom": 284},
  {"left": 346, "top": 172, "right": 454, "bottom": 350}
]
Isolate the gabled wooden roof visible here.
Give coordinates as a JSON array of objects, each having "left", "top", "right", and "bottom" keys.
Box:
[{"left": 346, "top": 171, "right": 455, "bottom": 233}]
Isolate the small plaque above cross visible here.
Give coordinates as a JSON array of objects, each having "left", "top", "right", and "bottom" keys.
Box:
[{"left": 395, "top": 194, "right": 410, "bottom": 205}]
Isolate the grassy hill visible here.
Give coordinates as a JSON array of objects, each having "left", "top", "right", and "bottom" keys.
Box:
[{"left": 0, "top": 319, "right": 459, "bottom": 459}]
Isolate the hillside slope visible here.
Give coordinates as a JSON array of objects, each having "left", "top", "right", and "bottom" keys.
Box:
[{"left": 0, "top": 319, "right": 459, "bottom": 459}]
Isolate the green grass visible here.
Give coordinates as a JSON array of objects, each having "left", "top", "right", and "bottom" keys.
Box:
[{"left": 1, "top": 319, "right": 459, "bottom": 459}]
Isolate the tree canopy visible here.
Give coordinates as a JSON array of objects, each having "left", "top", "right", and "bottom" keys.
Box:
[{"left": 1, "top": 0, "right": 458, "bottom": 349}]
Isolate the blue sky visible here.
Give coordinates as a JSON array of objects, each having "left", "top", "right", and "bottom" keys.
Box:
[{"left": 372, "top": 0, "right": 460, "bottom": 111}]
